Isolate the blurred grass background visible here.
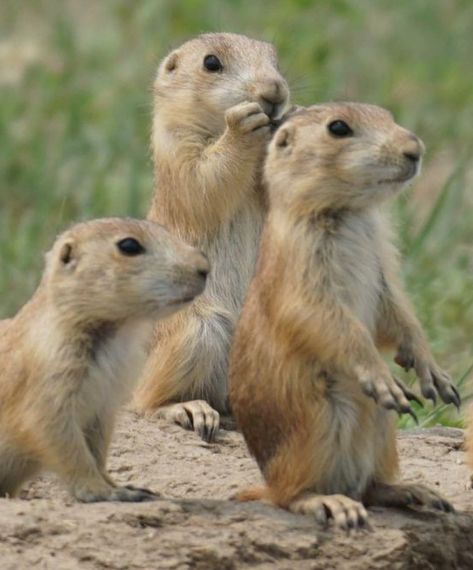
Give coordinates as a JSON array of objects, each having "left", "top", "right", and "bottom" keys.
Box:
[{"left": 0, "top": 0, "right": 472, "bottom": 426}]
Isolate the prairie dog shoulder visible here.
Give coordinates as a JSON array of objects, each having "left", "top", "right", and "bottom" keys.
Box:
[{"left": 0, "top": 218, "right": 208, "bottom": 501}]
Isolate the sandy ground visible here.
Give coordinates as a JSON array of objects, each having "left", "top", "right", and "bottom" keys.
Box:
[{"left": 1, "top": 412, "right": 473, "bottom": 569}]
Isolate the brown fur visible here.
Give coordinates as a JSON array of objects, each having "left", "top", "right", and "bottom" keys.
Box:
[
  {"left": 133, "top": 33, "right": 290, "bottom": 440},
  {"left": 230, "top": 104, "right": 457, "bottom": 528},
  {"left": 0, "top": 218, "right": 208, "bottom": 501}
]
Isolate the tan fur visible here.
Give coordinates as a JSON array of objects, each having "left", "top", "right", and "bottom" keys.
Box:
[
  {"left": 133, "top": 33, "right": 290, "bottom": 440},
  {"left": 0, "top": 218, "right": 208, "bottom": 502},
  {"left": 230, "top": 104, "right": 457, "bottom": 528},
  {"left": 466, "top": 406, "right": 473, "bottom": 486}
]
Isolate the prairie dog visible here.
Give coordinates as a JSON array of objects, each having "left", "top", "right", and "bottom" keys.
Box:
[
  {"left": 0, "top": 218, "right": 208, "bottom": 502},
  {"left": 230, "top": 104, "right": 459, "bottom": 529},
  {"left": 133, "top": 33, "right": 290, "bottom": 440}
]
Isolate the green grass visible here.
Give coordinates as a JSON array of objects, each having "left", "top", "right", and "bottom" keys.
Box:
[{"left": 1, "top": 0, "right": 472, "bottom": 426}]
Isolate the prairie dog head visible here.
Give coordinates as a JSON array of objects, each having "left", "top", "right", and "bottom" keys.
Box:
[
  {"left": 154, "top": 33, "right": 289, "bottom": 132},
  {"left": 266, "top": 103, "right": 425, "bottom": 211},
  {"left": 45, "top": 218, "right": 209, "bottom": 324}
]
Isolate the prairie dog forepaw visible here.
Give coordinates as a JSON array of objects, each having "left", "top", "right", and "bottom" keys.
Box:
[
  {"left": 355, "top": 365, "right": 418, "bottom": 421},
  {"left": 225, "top": 101, "right": 271, "bottom": 139},
  {"left": 417, "top": 362, "right": 460, "bottom": 409},
  {"left": 155, "top": 401, "right": 220, "bottom": 443},
  {"left": 395, "top": 345, "right": 460, "bottom": 409},
  {"left": 289, "top": 493, "right": 368, "bottom": 531}
]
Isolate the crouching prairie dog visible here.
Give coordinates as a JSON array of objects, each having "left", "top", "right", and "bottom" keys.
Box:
[
  {"left": 133, "top": 33, "right": 290, "bottom": 441},
  {"left": 229, "top": 104, "right": 460, "bottom": 529},
  {"left": 0, "top": 218, "right": 208, "bottom": 502}
]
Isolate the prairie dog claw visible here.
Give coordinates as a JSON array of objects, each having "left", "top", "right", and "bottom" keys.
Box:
[
  {"left": 289, "top": 493, "right": 368, "bottom": 531},
  {"left": 355, "top": 366, "right": 416, "bottom": 417},
  {"left": 153, "top": 401, "right": 220, "bottom": 442},
  {"left": 395, "top": 345, "right": 460, "bottom": 410}
]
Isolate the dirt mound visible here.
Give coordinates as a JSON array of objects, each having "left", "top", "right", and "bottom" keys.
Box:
[{"left": 0, "top": 413, "right": 472, "bottom": 569}]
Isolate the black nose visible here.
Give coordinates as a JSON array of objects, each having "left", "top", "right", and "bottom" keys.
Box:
[
  {"left": 261, "top": 97, "right": 278, "bottom": 118},
  {"left": 196, "top": 252, "right": 210, "bottom": 279},
  {"left": 403, "top": 151, "right": 420, "bottom": 163}
]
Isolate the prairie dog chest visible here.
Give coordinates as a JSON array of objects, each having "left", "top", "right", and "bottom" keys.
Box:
[
  {"left": 206, "top": 195, "right": 265, "bottom": 311},
  {"left": 77, "top": 320, "right": 152, "bottom": 426},
  {"left": 329, "top": 211, "right": 383, "bottom": 333}
]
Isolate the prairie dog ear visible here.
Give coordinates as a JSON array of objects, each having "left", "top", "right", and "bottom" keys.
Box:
[
  {"left": 163, "top": 51, "right": 179, "bottom": 72},
  {"left": 274, "top": 124, "right": 295, "bottom": 150},
  {"left": 58, "top": 240, "right": 77, "bottom": 270}
]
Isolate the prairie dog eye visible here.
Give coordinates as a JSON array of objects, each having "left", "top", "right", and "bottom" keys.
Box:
[
  {"left": 116, "top": 238, "right": 145, "bottom": 256},
  {"left": 327, "top": 120, "right": 353, "bottom": 138},
  {"left": 203, "top": 54, "right": 223, "bottom": 72}
]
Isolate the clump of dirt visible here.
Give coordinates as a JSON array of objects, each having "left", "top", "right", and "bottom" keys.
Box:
[{"left": 0, "top": 412, "right": 472, "bottom": 569}]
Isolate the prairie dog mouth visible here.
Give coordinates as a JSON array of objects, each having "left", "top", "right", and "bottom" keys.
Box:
[
  {"left": 170, "top": 294, "right": 196, "bottom": 306},
  {"left": 377, "top": 163, "right": 419, "bottom": 185},
  {"left": 169, "top": 281, "right": 206, "bottom": 306}
]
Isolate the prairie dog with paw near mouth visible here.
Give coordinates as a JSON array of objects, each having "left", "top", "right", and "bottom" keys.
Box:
[
  {"left": 133, "top": 33, "right": 290, "bottom": 441},
  {"left": 229, "top": 104, "right": 459, "bottom": 529},
  {"left": 0, "top": 218, "right": 208, "bottom": 502}
]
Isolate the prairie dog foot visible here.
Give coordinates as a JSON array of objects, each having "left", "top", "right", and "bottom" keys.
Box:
[
  {"left": 153, "top": 401, "right": 220, "bottom": 443},
  {"left": 364, "top": 482, "right": 454, "bottom": 513},
  {"left": 108, "top": 486, "right": 157, "bottom": 502},
  {"left": 74, "top": 484, "right": 157, "bottom": 503},
  {"left": 289, "top": 493, "right": 368, "bottom": 531}
]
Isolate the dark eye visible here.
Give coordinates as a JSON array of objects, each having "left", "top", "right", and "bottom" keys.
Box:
[
  {"left": 116, "top": 237, "right": 145, "bottom": 256},
  {"left": 327, "top": 120, "right": 353, "bottom": 138},
  {"left": 203, "top": 54, "right": 223, "bottom": 72}
]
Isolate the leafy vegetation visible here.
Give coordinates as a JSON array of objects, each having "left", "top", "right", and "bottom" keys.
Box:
[{"left": 1, "top": 0, "right": 471, "bottom": 425}]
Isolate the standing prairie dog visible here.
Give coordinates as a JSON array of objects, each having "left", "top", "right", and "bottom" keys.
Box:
[
  {"left": 0, "top": 218, "right": 208, "bottom": 502},
  {"left": 133, "top": 33, "right": 290, "bottom": 440},
  {"left": 230, "top": 104, "right": 460, "bottom": 529}
]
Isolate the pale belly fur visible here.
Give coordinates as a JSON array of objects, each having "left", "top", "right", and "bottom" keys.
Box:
[
  {"left": 204, "top": 195, "right": 265, "bottom": 316},
  {"left": 316, "top": 210, "right": 390, "bottom": 497}
]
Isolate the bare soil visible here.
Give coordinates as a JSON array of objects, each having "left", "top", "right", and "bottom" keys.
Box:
[{"left": 1, "top": 412, "right": 472, "bottom": 569}]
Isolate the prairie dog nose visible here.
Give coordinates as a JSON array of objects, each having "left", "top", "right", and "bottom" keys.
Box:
[
  {"left": 195, "top": 252, "right": 210, "bottom": 279},
  {"left": 402, "top": 133, "right": 425, "bottom": 163},
  {"left": 254, "top": 79, "right": 288, "bottom": 118}
]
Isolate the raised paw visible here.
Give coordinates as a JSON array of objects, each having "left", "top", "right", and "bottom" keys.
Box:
[
  {"left": 289, "top": 493, "right": 368, "bottom": 531},
  {"left": 155, "top": 401, "right": 220, "bottom": 442},
  {"left": 225, "top": 101, "right": 271, "bottom": 140},
  {"left": 364, "top": 482, "right": 454, "bottom": 513},
  {"left": 417, "top": 362, "right": 460, "bottom": 410},
  {"left": 395, "top": 346, "right": 460, "bottom": 409},
  {"left": 355, "top": 365, "right": 417, "bottom": 420}
]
